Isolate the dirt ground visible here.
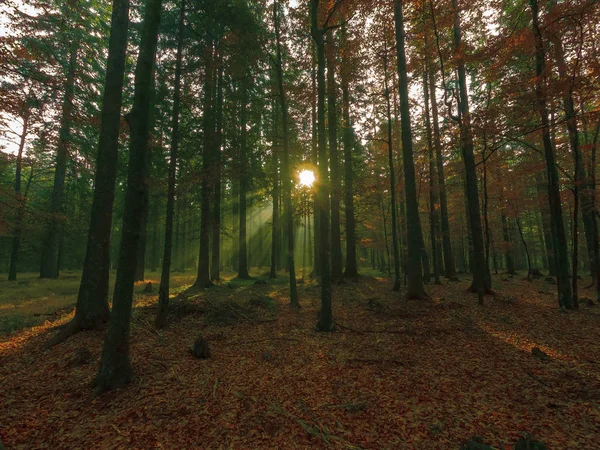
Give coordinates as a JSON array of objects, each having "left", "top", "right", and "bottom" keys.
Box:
[{"left": 1, "top": 274, "right": 599, "bottom": 449}]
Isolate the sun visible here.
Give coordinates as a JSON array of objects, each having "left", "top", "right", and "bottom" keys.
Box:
[{"left": 298, "top": 169, "right": 315, "bottom": 187}]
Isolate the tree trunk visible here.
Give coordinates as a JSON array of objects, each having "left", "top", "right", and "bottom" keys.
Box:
[
  {"left": 426, "top": 58, "right": 455, "bottom": 278},
  {"left": 274, "top": 1, "right": 299, "bottom": 306},
  {"left": 394, "top": 0, "right": 427, "bottom": 298},
  {"left": 501, "top": 213, "right": 515, "bottom": 275},
  {"left": 529, "top": 0, "right": 573, "bottom": 309},
  {"left": 382, "top": 49, "right": 402, "bottom": 292},
  {"left": 311, "top": 0, "right": 332, "bottom": 331},
  {"left": 270, "top": 98, "right": 279, "bottom": 279},
  {"left": 326, "top": 29, "right": 343, "bottom": 282},
  {"left": 423, "top": 70, "right": 441, "bottom": 285},
  {"left": 237, "top": 77, "right": 251, "bottom": 279},
  {"left": 95, "top": 0, "right": 162, "bottom": 392},
  {"left": 211, "top": 57, "right": 223, "bottom": 282},
  {"left": 45, "top": 0, "right": 130, "bottom": 348},
  {"left": 195, "top": 39, "right": 216, "bottom": 288},
  {"left": 452, "top": 0, "right": 489, "bottom": 303},
  {"left": 156, "top": 0, "right": 184, "bottom": 329},
  {"left": 8, "top": 111, "right": 29, "bottom": 282},
  {"left": 40, "top": 41, "right": 78, "bottom": 279},
  {"left": 340, "top": 23, "right": 358, "bottom": 279},
  {"left": 516, "top": 217, "right": 533, "bottom": 280},
  {"left": 311, "top": 53, "right": 320, "bottom": 278}
]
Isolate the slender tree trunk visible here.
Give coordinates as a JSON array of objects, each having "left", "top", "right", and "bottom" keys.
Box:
[
  {"left": 340, "top": 23, "right": 358, "bottom": 279},
  {"left": 210, "top": 58, "right": 223, "bottom": 282},
  {"left": 8, "top": 112, "right": 29, "bottom": 282},
  {"left": 501, "top": 213, "right": 515, "bottom": 274},
  {"left": 45, "top": 0, "right": 129, "bottom": 348},
  {"left": 311, "top": 53, "right": 320, "bottom": 278},
  {"left": 40, "top": 42, "right": 78, "bottom": 279},
  {"left": 394, "top": 0, "right": 427, "bottom": 298},
  {"left": 423, "top": 70, "right": 441, "bottom": 285},
  {"left": 237, "top": 77, "right": 251, "bottom": 279},
  {"left": 274, "top": 1, "right": 298, "bottom": 306},
  {"left": 452, "top": 0, "right": 489, "bottom": 303},
  {"left": 535, "top": 172, "right": 557, "bottom": 275},
  {"left": 156, "top": 0, "right": 184, "bottom": 329},
  {"left": 311, "top": 0, "right": 332, "bottom": 331},
  {"left": 529, "top": 0, "right": 573, "bottom": 309},
  {"left": 382, "top": 49, "right": 402, "bottom": 291},
  {"left": 195, "top": 39, "right": 216, "bottom": 288},
  {"left": 326, "top": 29, "right": 343, "bottom": 282},
  {"left": 134, "top": 147, "right": 151, "bottom": 282},
  {"left": 95, "top": 0, "right": 162, "bottom": 392},
  {"left": 516, "top": 217, "right": 533, "bottom": 280},
  {"left": 425, "top": 60, "right": 454, "bottom": 278},
  {"left": 270, "top": 99, "right": 279, "bottom": 279}
]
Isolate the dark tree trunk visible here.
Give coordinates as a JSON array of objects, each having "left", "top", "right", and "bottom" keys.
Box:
[
  {"left": 426, "top": 60, "right": 455, "bottom": 278},
  {"left": 311, "top": 55, "right": 320, "bottom": 278},
  {"left": 95, "top": 0, "right": 162, "bottom": 392},
  {"left": 311, "top": 0, "right": 332, "bottom": 331},
  {"left": 45, "top": 0, "right": 130, "bottom": 348},
  {"left": 535, "top": 172, "right": 556, "bottom": 275},
  {"left": 394, "top": 0, "right": 427, "bottom": 298},
  {"left": 195, "top": 39, "right": 216, "bottom": 288},
  {"left": 340, "top": 23, "right": 358, "bottom": 279},
  {"left": 501, "top": 213, "right": 516, "bottom": 275},
  {"left": 529, "top": 0, "right": 573, "bottom": 309},
  {"left": 274, "top": 1, "right": 298, "bottom": 306},
  {"left": 237, "top": 78, "right": 251, "bottom": 279},
  {"left": 269, "top": 98, "right": 279, "bottom": 279},
  {"left": 382, "top": 49, "right": 402, "bottom": 291},
  {"left": 134, "top": 148, "right": 150, "bottom": 282},
  {"left": 211, "top": 58, "right": 223, "bottom": 282},
  {"left": 423, "top": 70, "right": 441, "bottom": 285},
  {"left": 452, "top": 0, "right": 489, "bottom": 303},
  {"left": 326, "top": 29, "right": 343, "bottom": 282},
  {"left": 516, "top": 217, "right": 533, "bottom": 280},
  {"left": 40, "top": 41, "right": 78, "bottom": 279},
  {"left": 156, "top": 0, "right": 184, "bottom": 329},
  {"left": 8, "top": 111, "right": 29, "bottom": 282}
]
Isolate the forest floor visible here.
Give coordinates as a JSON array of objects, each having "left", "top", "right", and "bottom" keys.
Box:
[{"left": 1, "top": 271, "right": 600, "bottom": 449}]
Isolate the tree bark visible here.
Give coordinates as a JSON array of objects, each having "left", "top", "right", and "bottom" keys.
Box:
[
  {"left": 40, "top": 41, "right": 78, "bottom": 279},
  {"left": 8, "top": 111, "right": 29, "bottom": 282},
  {"left": 95, "top": 0, "right": 162, "bottom": 392},
  {"left": 269, "top": 98, "right": 279, "bottom": 279},
  {"left": 156, "top": 0, "right": 184, "bottom": 329},
  {"left": 45, "top": 0, "right": 130, "bottom": 348},
  {"left": 452, "top": 0, "right": 489, "bottom": 303},
  {"left": 394, "top": 0, "right": 427, "bottom": 298},
  {"left": 311, "top": 0, "right": 332, "bottom": 331},
  {"left": 274, "top": 0, "right": 299, "bottom": 306},
  {"left": 211, "top": 57, "right": 223, "bottom": 282},
  {"left": 326, "top": 29, "right": 343, "bottom": 282},
  {"left": 423, "top": 70, "right": 441, "bottom": 285},
  {"left": 237, "top": 77, "right": 251, "bottom": 279},
  {"left": 340, "top": 22, "right": 358, "bottom": 279},
  {"left": 529, "top": 0, "right": 573, "bottom": 309},
  {"left": 195, "top": 39, "right": 216, "bottom": 288},
  {"left": 382, "top": 49, "right": 402, "bottom": 291}
]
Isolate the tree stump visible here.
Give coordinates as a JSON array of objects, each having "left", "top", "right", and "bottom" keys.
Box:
[
  {"left": 144, "top": 282, "right": 153, "bottom": 293},
  {"left": 192, "top": 335, "right": 210, "bottom": 359}
]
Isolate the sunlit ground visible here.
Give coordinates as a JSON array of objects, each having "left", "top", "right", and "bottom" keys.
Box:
[
  {"left": 1, "top": 273, "right": 600, "bottom": 448},
  {"left": 0, "top": 268, "right": 288, "bottom": 335}
]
